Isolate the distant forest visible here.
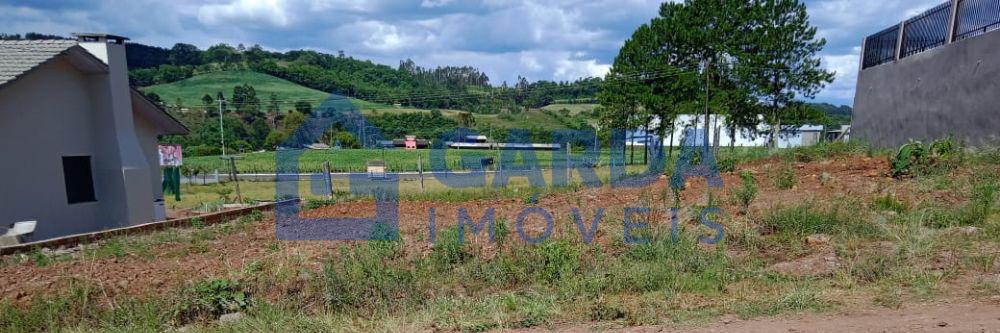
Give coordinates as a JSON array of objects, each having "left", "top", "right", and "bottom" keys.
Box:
[{"left": 123, "top": 42, "right": 601, "bottom": 111}]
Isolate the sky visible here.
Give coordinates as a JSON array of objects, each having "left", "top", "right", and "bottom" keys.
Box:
[{"left": 0, "top": 0, "right": 948, "bottom": 106}]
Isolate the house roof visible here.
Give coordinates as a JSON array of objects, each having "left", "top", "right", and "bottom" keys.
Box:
[
  {"left": 0, "top": 39, "right": 83, "bottom": 88},
  {"left": 0, "top": 38, "right": 188, "bottom": 136},
  {"left": 131, "top": 89, "right": 189, "bottom": 135}
]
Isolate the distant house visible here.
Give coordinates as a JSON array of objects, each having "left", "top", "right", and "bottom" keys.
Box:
[{"left": 0, "top": 34, "right": 188, "bottom": 241}]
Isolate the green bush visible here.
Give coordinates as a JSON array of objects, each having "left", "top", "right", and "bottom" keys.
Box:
[
  {"left": 717, "top": 157, "right": 736, "bottom": 173},
  {"left": 731, "top": 171, "right": 759, "bottom": 212},
  {"left": 891, "top": 137, "right": 963, "bottom": 178},
  {"left": 176, "top": 279, "right": 249, "bottom": 320},
  {"left": 774, "top": 165, "right": 796, "bottom": 190}
]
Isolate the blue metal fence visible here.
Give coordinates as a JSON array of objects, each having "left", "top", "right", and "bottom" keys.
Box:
[
  {"left": 902, "top": 3, "right": 952, "bottom": 58},
  {"left": 955, "top": 0, "right": 1000, "bottom": 40}
]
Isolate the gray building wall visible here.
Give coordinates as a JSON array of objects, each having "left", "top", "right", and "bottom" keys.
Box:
[
  {"left": 853, "top": 28, "right": 1000, "bottom": 148},
  {"left": 0, "top": 50, "right": 164, "bottom": 240},
  {"left": 0, "top": 58, "right": 106, "bottom": 239}
]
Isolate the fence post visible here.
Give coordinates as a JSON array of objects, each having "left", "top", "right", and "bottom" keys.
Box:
[
  {"left": 947, "top": 0, "right": 961, "bottom": 43},
  {"left": 417, "top": 154, "right": 425, "bottom": 193},
  {"left": 858, "top": 37, "right": 867, "bottom": 71},
  {"left": 895, "top": 21, "right": 906, "bottom": 61},
  {"left": 323, "top": 161, "right": 333, "bottom": 200}
]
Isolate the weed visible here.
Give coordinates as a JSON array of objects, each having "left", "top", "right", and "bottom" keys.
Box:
[
  {"left": 176, "top": 278, "right": 250, "bottom": 321},
  {"left": 322, "top": 244, "right": 417, "bottom": 312},
  {"left": 731, "top": 171, "right": 759, "bottom": 213},
  {"left": 760, "top": 203, "right": 879, "bottom": 237},
  {"left": 717, "top": 157, "right": 736, "bottom": 173},
  {"left": 28, "top": 248, "right": 51, "bottom": 267},
  {"left": 522, "top": 191, "right": 540, "bottom": 205},
  {"left": 190, "top": 217, "right": 205, "bottom": 229},
  {"left": 537, "top": 240, "right": 581, "bottom": 282},
  {"left": 872, "top": 192, "right": 908, "bottom": 213},
  {"left": 734, "top": 287, "right": 826, "bottom": 319},
  {"left": 891, "top": 137, "right": 963, "bottom": 178},
  {"left": 773, "top": 165, "right": 796, "bottom": 190}
]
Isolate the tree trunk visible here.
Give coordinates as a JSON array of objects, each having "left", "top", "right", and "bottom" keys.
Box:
[
  {"left": 729, "top": 125, "right": 736, "bottom": 150},
  {"left": 712, "top": 115, "right": 721, "bottom": 156},
  {"left": 644, "top": 123, "right": 649, "bottom": 165},
  {"left": 770, "top": 114, "right": 781, "bottom": 151},
  {"left": 704, "top": 63, "right": 711, "bottom": 149},
  {"left": 668, "top": 124, "right": 675, "bottom": 158}
]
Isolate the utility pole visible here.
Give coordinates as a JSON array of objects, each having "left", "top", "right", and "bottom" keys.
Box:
[{"left": 218, "top": 98, "right": 226, "bottom": 156}]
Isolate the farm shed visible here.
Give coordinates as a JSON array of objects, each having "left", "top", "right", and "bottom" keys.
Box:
[{"left": 0, "top": 34, "right": 188, "bottom": 241}]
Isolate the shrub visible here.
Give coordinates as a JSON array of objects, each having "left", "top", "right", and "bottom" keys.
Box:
[
  {"left": 717, "top": 157, "right": 736, "bottom": 173},
  {"left": 176, "top": 279, "right": 249, "bottom": 321},
  {"left": 731, "top": 171, "right": 759, "bottom": 212},
  {"left": 774, "top": 165, "right": 796, "bottom": 190},
  {"left": 537, "top": 241, "right": 580, "bottom": 283},
  {"left": 891, "top": 137, "right": 963, "bottom": 178}
]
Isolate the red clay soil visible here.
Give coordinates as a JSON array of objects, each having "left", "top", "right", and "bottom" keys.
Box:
[{"left": 0, "top": 155, "right": 973, "bottom": 306}]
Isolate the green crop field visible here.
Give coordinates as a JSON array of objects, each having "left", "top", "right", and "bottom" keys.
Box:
[{"left": 182, "top": 148, "right": 663, "bottom": 173}]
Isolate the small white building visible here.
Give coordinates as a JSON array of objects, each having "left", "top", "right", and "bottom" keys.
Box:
[
  {"left": 0, "top": 34, "right": 188, "bottom": 241},
  {"left": 627, "top": 114, "right": 827, "bottom": 148}
]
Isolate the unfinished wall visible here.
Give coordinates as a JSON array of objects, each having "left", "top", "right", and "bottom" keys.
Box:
[{"left": 853, "top": 29, "right": 1000, "bottom": 148}]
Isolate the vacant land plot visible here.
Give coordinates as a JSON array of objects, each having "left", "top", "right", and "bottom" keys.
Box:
[{"left": 2, "top": 143, "right": 998, "bottom": 332}]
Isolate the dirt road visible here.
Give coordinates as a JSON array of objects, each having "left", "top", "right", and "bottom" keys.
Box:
[{"left": 522, "top": 302, "right": 1000, "bottom": 333}]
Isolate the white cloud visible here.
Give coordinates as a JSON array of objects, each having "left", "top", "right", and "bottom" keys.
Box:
[
  {"left": 554, "top": 58, "right": 611, "bottom": 81},
  {"left": 816, "top": 48, "right": 861, "bottom": 102},
  {"left": 421, "top": 0, "right": 456, "bottom": 8},
  {"left": 197, "top": 0, "right": 292, "bottom": 27}
]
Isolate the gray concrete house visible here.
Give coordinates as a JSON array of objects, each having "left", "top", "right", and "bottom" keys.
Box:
[{"left": 0, "top": 34, "right": 188, "bottom": 241}]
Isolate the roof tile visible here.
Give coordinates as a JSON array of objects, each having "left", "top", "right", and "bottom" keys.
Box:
[{"left": 0, "top": 40, "right": 79, "bottom": 87}]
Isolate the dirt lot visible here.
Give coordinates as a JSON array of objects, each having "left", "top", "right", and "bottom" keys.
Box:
[{"left": 0, "top": 153, "right": 997, "bottom": 332}]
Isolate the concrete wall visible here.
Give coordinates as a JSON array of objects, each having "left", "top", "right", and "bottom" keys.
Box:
[{"left": 853, "top": 28, "right": 1000, "bottom": 148}]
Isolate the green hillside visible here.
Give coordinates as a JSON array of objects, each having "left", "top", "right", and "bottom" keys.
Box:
[
  {"left": 142, "top": 70, "right": 385, "bottom": 110},
  {"left": 145, "top": 70, "right": 593, "bottom": 132}
]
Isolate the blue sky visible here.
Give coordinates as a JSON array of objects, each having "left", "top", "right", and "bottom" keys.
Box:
[{"left": 1, "top": 0, "right": 947, "bottom": 106}]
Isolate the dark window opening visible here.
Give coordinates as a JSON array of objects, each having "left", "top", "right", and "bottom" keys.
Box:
[{"left": 62, "top": 156, "right": 97, "bottom": 204}]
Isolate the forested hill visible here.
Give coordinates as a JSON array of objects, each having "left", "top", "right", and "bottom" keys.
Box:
[{"left": 124, "top": 42, "right": 601, "bottom": 112}]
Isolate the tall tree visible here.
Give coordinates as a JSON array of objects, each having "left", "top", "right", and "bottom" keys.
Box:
[{"left": 740, "top": 0, "right": 834, "bottom": 149}]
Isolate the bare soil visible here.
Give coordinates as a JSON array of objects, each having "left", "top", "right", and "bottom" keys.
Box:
[{"left": 521, "top": 301, "right": 1000, "bottom": 332}]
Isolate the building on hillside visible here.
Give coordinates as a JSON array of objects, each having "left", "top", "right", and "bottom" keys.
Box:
[
  {"left": 853, "top": 0, "right": 1000, "bottom": 147},
  {"left": 0, "top": 34, "right": 188, "bottom": 242},
  {"left": 628, "top": 114, "right": 831, "bottom": 149}
]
